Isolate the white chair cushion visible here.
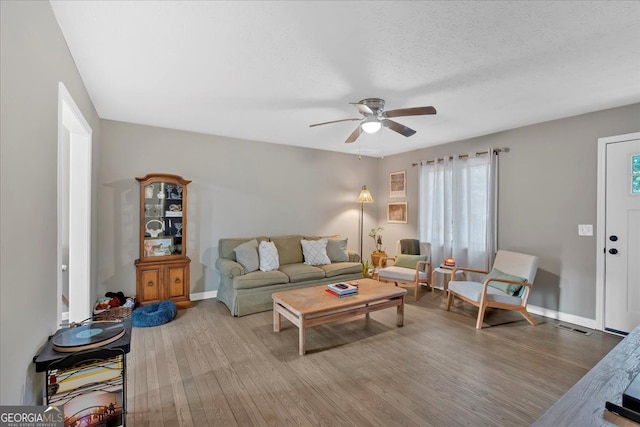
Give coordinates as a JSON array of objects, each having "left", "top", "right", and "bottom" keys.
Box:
[
  {"left": 378, "top": 266, "right": 427, "bottom": 283},
  {"left": 449, "top": 280, "right": 522, "bottom": 306},
  {"left": 492, "top": 250, "right": 539, "bottom": 283}
]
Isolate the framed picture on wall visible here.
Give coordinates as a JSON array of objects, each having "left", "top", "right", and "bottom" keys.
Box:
[
  {"left": 389, "top": 171, "right": 406, "bottom": 198},
  {"left": 387, "top": 202, "right": 408, "bottom": 224}
]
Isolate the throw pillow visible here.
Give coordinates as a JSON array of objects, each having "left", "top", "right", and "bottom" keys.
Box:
[
  {"left": 326, "top": 238, "right": 349, "bottom": 262},
  {"left": 394, "top": 254, "right": 427, "bottom": 271},
  {"left": 483, "top": 268, "right": 527, "bottom": 296},
  {"left": 301, "top": 239, "right": 331, "bottom": 266},
  {"left": 233, "top": 239, "right": 259, "bottom": 273},
  {"left": 259, "top": 241, "right": 280, "bottom": 272}
]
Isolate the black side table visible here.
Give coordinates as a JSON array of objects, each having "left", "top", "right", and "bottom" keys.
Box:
[{"left": 33, "top": 319, "right": 132, "bottom": 426}]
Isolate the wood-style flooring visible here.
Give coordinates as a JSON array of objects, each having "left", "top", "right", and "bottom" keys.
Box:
[{"left": 125, "top": 290, "right": 621, "bottom": 426}]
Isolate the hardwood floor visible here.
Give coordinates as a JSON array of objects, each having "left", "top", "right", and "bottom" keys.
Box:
[{"left": 126, "top": 290, "right": 621, "bottom": 426}]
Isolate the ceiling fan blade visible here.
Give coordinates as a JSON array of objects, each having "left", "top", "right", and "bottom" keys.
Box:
[
  {"left": 382, "top": 119, "right": 416, "bottom": 137},
  {"left": 345, "top": 125, "right": 362, "bottom": 143},
  {"left": 309, "top": 118, "right": 362, "bottom": 127},
  {"left": 385, "top": 106, "right": 437, "bottom": 118},
  {"left": 350, "top": 102, "right": 374, "bottom": 115}
]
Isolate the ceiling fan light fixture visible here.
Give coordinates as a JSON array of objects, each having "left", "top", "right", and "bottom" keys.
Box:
[
  {"left": 361, "top": 117, "right": 381, "bottom": 134},
  {"left": 309, "top": 98, "right": 436, "bottom": 143}
]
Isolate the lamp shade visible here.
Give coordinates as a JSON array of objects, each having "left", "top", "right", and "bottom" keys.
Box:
[
  {"left": 361, "top": 117, "right": 381, "bottom": 134},
  {"left": 357, "top": 185, "right": 374, "bottom": 203}
]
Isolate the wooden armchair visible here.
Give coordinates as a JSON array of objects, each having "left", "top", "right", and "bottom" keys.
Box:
[
  {"left": 446, "top": 250, "right": 539, "bottom": 329},
  {"left": 377, "top": 240, "right": 432, "bottom": 301}
]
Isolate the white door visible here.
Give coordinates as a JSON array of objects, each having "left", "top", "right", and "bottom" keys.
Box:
[
  {"left": 58, "top": 83, "right": 92, "bottom": 325},
  {"left": 604, "top": 135, "right": 640, "bottom": 334}
]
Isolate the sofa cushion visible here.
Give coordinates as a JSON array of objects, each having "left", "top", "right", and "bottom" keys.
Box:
[
  {"left": 279, "top": 263, "right": 325, "bottom": 283},
  {"left": 233, "top": 270, "right": 289, "bottom": 290},
  {"left": 301, "top": 239, "right": 331, "bottom": 266},
  {"left": 326, "top": 238, "right": 349, "bottom": 262},
  {"left": 321, "top": 262, "right": 363, "bottom": 278},
  {"left": 219, "top": 236, "right": 268, "bottom": 261},
  {"left": 233, "top": 239, "right": 259, "bottom": 272},
  {"left": 259, "top": 241, "right": 280, "bottom": 272},
  {"left": 271, "top": 235, "right": 304, "bottom": 265},
  {"left": 304, "top": 234, "right": 341, "bottom": 241}
]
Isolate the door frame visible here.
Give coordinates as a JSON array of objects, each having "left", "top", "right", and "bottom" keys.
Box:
[
  {"left": 595, "top": 131, "right": 640, "bottom": 331},
  {"left": 57, "top": 82, "right": 93, "bottom": 325}
]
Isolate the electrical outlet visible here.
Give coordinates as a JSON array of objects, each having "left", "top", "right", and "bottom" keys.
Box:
[{"left": 578, "top": 224, "right": 593, "bottom": 236}]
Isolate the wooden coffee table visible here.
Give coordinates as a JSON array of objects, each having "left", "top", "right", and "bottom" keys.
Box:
[{"left": 272, "top": 278, "right": 406, "bottom": 355}]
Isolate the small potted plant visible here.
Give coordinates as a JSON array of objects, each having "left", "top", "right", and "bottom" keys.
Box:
[
  {"left": 362, "top": 260, "right": 370, "bottom": 278},
  {"left": 369, "top": 227, "right": 386, "bottom": 267}
]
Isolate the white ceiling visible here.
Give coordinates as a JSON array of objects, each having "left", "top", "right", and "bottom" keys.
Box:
[{"left": 50, "top": 1, "right": 640, "bottom": 158}]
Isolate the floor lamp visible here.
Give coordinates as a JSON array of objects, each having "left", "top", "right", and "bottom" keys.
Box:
[{"left": 357, "top": 185, "right": 374, "bottom": 258}]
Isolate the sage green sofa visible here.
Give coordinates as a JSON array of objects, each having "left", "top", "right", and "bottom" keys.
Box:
[{"left": 215, "top": 235, "right": 363, "bottom": 316}]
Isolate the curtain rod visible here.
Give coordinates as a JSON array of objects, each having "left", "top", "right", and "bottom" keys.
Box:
[{"left": 412, "top": 147, "right": 510, "bottom": 166}]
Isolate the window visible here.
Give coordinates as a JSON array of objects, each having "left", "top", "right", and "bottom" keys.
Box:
[
  {"left": 632, "top": 154, "right": 640, "bottom": 194},
  {"left": 418, "top": 150, "right": 497, "bottom": 270}
]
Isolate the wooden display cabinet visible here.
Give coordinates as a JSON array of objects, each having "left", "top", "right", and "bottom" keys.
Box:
[{"left": 135, "top": 173, "right": 192, "bottom": 309}]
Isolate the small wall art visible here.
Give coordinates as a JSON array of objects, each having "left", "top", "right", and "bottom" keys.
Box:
[
  {"left": 387, "top": 202, "right": 408, "bottom": 224},
  {"left": 389, "top": 170, "right": 406, "bottom": 198}
]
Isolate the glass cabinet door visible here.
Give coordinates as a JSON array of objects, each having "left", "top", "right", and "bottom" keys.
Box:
[{"left": 142, "top": 181, "right": 184, "bottom": 258}]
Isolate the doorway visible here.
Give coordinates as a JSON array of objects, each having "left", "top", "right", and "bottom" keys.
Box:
[
  {"left": 57, "top": 82, "right": 92, "bottom": 325},
  {"left": 596, "top": 132, "right": 640, "bottom": 334}
]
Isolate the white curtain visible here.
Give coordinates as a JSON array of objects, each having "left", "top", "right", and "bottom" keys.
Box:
[{"left": 419, "top": 149, "right": 497, "bottom": 271}]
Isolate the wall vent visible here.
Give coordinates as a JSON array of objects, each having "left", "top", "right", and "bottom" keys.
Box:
[{"left": 554, "top": 323, "right": 592, "bottom": 336}]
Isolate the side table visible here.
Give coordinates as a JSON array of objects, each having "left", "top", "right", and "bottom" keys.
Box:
[
  {"left": 34, "top": 320, "right": 132, "bottom": 425},
  {"left": 431, "top": 267, "right": 465, "bottom": 299}
]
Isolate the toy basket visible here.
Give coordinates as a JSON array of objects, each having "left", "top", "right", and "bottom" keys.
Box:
[{"left": 93, "top": 305, "right": 133, "bottom": 321}]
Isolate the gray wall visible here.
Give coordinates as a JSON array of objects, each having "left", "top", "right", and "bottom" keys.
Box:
[
  {"left": 2, "top": 0, "right": 637, "bottom": 407},
  {"left": 378, "top": 103, "right": 640, "bottom": 320},
  {"left": 98, "top": 120, "right": 379, "bottom": 298},
  {"left": 0, "top": 1, "right": 101, "bottom": 404}
]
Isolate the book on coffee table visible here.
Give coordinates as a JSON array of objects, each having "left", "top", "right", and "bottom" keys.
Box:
[
  {"left": 325, "top": 289, "right": 357, "bottom": 298},
  {"left": 326, "top": 283, "right": 358, "bottom": 296}
]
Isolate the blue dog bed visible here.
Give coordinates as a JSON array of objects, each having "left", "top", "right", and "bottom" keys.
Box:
[{"left": 132, "top": 301, "right": 177, "bottom": 327}]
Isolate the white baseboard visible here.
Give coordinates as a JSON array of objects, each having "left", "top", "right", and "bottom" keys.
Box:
[
  {"left": 185, "top": 293, "right": 597, "bottom": 330},
  {"left": 190, "top": 290, "right": 218, "bottom": 301},
  {"left": 528, "top": 304, "right": 596, "bottom": 330},
  {"left": 62, "top": 311, "right": 69, "bottom": 321}
]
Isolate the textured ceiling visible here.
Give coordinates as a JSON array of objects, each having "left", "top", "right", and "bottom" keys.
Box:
[{"left": 50, "top": 1, "right": 640, "bottom": 157}]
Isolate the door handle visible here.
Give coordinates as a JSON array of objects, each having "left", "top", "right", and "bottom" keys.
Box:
[
  {"left": 609, "top": 235, "right": 618, "bottom": 242},
  {"left": 609, "top": 248, "right": 618, "bottom": 255}
]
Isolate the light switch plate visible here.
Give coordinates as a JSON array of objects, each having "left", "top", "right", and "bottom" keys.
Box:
[{"left": 578, "top": 224, "right": 593, "bottom": 236}]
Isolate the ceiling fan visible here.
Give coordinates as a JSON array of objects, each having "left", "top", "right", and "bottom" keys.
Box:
[{"left": 309, "top": 98, "right": 437, "bottom": 143}]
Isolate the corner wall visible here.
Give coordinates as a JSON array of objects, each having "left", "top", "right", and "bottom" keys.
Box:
[
  {"left": 98, "top": 120, "right": 379, "bottom": 299},
  {"left": 0, "top": 1, "right": 101, "bottom": 404},
  {"left": 378, "top": 103, "right": 640, "bottom": 321}
]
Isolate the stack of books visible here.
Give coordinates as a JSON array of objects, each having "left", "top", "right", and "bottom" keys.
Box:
[{"left": 326, "top": 282, "right": 358, "bottom": 298}]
